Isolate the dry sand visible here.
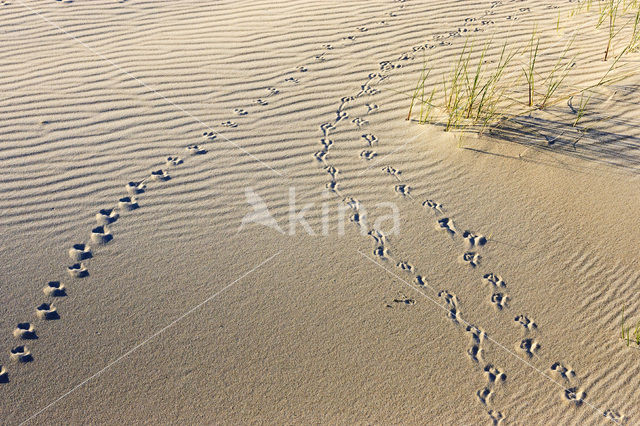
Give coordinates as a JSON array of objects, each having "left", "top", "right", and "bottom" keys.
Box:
[{"left": 1, "top": 0, "right": 640, "bottom": 424}]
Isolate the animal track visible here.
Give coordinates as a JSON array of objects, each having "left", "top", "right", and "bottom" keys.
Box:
[
  {"left": 550, "top": 362, "right": 575, "bottom": 380},
  {"left": 43, "top": 281, "right": 66, "bottom": 297},
  {"left": 320, "top": 122, "right": 335, "bottom": 136},
  {"left": 266, "top": 87, "right": 279, "bottom": 96},
  {"left": 352, "top": 117, "right": 368, "bottom": 127},
  {"left": 125, "top": 181, "right": 145, "bottom": 195},
  {"left": 202, "top": 131, "right": 216, "bottom": 140},
  {"left": 284, "top": 77, "right": 299, "bottom": 84},
  {"left": 514, "top": 315, "right": 537, "bottom": 331},
  {"left": 254, "top": 99, "right": 268, "bottom": 106},
  {"left": 67, "top": 263, "right": 88, "bottom": 278},
  {"left": 297, "top": 65, "right": 308, "bottom": 72},
  {"left": 413, "top": 275, "right": 427, "bottom": 287},
  {"left": 69, "top": 243, "right": 92, "bottom": 261},
  {"left": 394, "top": 184, "right": 410, "bottom": 196},
  {"left": 91, "top": 226, "right": 113, "bottom": 244},
  {"left": 422, "top": 199, "right": 443, "bottom": 213},
  {"left": 118, "top": 196, "right": 139, "bottom": 211},
  {"left": 460, "top": 251, "right": 480, "bottom": 267},
  {"left": 438, "top": 290, "right": 460, "bottom": 322},
  {"left": 365, "top": 103, "right": 378, "bottom": 113},
  {"left": 96, "top": 208, "right": 118, "bottom": 225},
  {"left": 603, "top": 409, "right": 625, "bottom": 423},
  {"left": 518, "top": 338, "right": 540, "bottom": 357},
  {"left": 490, "top": 292, "right": 509, "bottom": 310},
  {"left": 360, "top": 150, "right": 377, "bottom": 160},
  {"left": 233, "top": 108, "right": 248, "bottom": 116},
  {"left": 186, "top": 145, "right": 207, "bottom": 155},
  {"left": 361, "top": 133, "right": 378, "bottom": 146},
  {"left": 166, "top": 156, "right": 183, "bottom": 166},
  {"left": 150, "top": 169, "right": 170, "bottom": 181},
  {"left": 314, "top": 151, "right": 327, "bottom": 162},
  {"left": 382, "top": 166, "right": 401, "bottom": 179},
  {"left": 335, "top": 110, "right": 348, "bottom": 122},
  {"left": 483, "top": 273, "right": 506, "bottom": 288},
  {"left": 221, "top": 120, "right": 238, "bottom": 128},
  {"left": 0, "top": 365, "right": 7, "bottom": 383},
  {"left": 466, "top": 325, "right": 486, "bottom": 363},
  {"left": 483, "top": 364, "right": 507, "bottom": 383},
  {"left": 462, "top": 231, "right": 487, "bottom": 248},
  {"left": 564, "top": 387, "right": 586, "bottom": 406},
  {"left": 36, "top": 303, "right": 58, "bottom": 320},
  {"left": 13, "top": 323, "right": 36, "bottom": 340},
  {"left": 10, "top": 346, "right": 32, "bottom": 363},
  {"left": 477, "top": 386, "right": 493, "bottom": 405},
  {"left": 386, "top": 293, "right": 416, "bottom": 308},
  {"left": 436, "top": 218, "right": 456, "bottom": 235},
  {"left": 488, "top": 410, "right": 504, "bottom": 425},
  {"left": 396, "top": 261, "right": 414, "bottom": 272}
]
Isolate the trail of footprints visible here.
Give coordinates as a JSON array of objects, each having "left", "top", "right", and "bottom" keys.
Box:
[
  {"left": 1, "top": 142, "right": 208, "bottom": 383},
  {"left": 306, "top": 0, "right": 626, "bottom": 422}
]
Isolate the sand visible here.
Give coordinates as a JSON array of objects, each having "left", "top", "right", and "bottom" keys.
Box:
[{"left": 1, "top": 0, "right": 640, "bottom": 424}]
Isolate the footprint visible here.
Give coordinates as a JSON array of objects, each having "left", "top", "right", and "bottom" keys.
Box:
[
  {"left": 150, "top": 169, "right": 170, "bottom": 181},
  {"left": 13, "top": 323, "right": 37, "bottom": 340},
  {"left": 10, "top": 346, "right": 32, "bottom": 363},
  {"left": 221, "top": 120, "right": 238, "bottom": 128},
  {"left": 483, "top": 364, "right": 507, "bottom": 383},
  {"left": 344, "top": 197, "right": 360, "bottom": 210},
  {"left": 550, "top": 362, "right": 575, "bottom": 380},
  {"left": 490, "top": 292, "right": 509, "bottom": 310},
  {"left": 36, "top": 303, "right": 59, "bottom": 320},
  {"left": 386, "top": 293, "right": 416, "bottom": 308},
  {"left": 477, "top": 387, "right": 492, "bottom": 405},
  {"left": 361, "top": 133, "right": 378, "bottom": 146},
  {"left": 436, "top": 218, "right": 456, "bottom": 235},
  {"left": 382, "top": 166, "right": 401, "bottom": 179},
  {"left": 483, "top": 273, "right": 506, "bottom": 288},
  {"left": 367, "top": 229, "right": 386, "bottom": 245},
  {"left": 335, "top": 110, "right": 348, "bottom": 122},
  {"left": 186, "top": 145, "right": 207, "bottom": 155},
  {"left": 284, "top": 77, "right": 299, "bottom": 84},
  {"left": 422, "top": 199, "right": 443, "bottom": 213},
  {"left": 266, "top": 87, "right": 279, "bottom": 96},
  {"left": 43, "top": 281, "right": 66, "bottom": 297},
  {"left": 488, "top": 410, "right": 504, "bottom": 425},
  {"left": 325, "top": 165, "right": 338, "bottom": 180},
  {"left": 0, "top": 365, "right": 7, "bottom": 383},
  {"left": 352, "top": 117, "right": 368, "bottom": 127},
  {"left": 357, "top": 26, "right": 368, "bottom": 32},
  {"left": 320, "top": 139, "right": 333, "bottom": 151},
  {"left": 202, "top": 131, "right": 216, "bottom": 140},
  {"left": 68, "top": 243, "right": 92, "bottom": 261},
  {"left": 564, "top": 387, "right": 586, "bottom": 406},
  {"left": 314, "top": 151, "right": 327, "bottom": 162},
  {"left": 166, "top": 156, "right": 183, "bottom": 166},
  {"left": 438, "top": 290, "right": 460, "bottom": 322},
  {"left": 413, "top": 275, "right": 427, "bottom": 287},
  {"left": 118, "top": 196, "right": 139, "bottom": 211},
  {"left": 315, "top": 53, "right": 327, "bottom": 61},
  {"left": 514, "top": 315, "right": 537, "bottom": 331},
  {"left": 518, "top": 338, "right": 540, "bottom": 357},
  {"left": 394, "top": 184, "right": 410, "bottom": 196},
  {"left": 91, "top": 226, "right": 113, "bottom": 244},
  {"left": 460, "top": 252, "right": 480, "bottom": 267},
  {"left": 360, "top": 150, "right": 377, "bottom": 160},
  {"left": 322, "top": 44, "right": 333, "bottom": 50},
  {"left": 373, "top": 245, "right": 388, "bottom": 258},
  {"left": 254, "top": 99, "right": 268, "bottom": 106},
  {"left": 466, "top": 325, "right": 486, "bottom": 363},
  {"left": 462, "top": 231, "right": 487, "bottom": 248},
  {"left": 297, "top": 65, "right": 308, "bottom": 72},
  {"left": 326, "top": 181, "right": 338, "bottom": 192},
  {"left": 320, "top": 122, "right": 335, "bottom": 136},
  {"left": 96, "top": 208, "right": 119, "bottom": 225},
  {"left": 603, "top": 409, "right": 625, "bottom": 423},
  {"left": 233, "top": 108, "right": 248, "bottom": 116},
  {"left": 125, "top": 181, "right": 145, "bottom": 195},
  {"left": 365, "top": 103, "right": 379, "bottom": 114},
  {"left": 396, "top": 261, "right": 414, "bottom": 272},
  {"left": 67, "top": 263, "right": 88, "bottom": 278}
]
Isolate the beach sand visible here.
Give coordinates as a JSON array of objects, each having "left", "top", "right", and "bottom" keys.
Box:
[{"left": 1, "top": 0, "right": 639, "bottom": 424}]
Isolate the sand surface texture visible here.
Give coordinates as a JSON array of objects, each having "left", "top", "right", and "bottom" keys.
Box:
[{"left": 1, "top": 0, "right": 639, "bottom": 424}]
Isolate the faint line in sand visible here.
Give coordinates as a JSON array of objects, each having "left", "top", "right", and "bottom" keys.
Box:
[
  {"left": 20, "top": 251, "right": 281, "bottom": 425},
  {"left": 358, "top": 250, "right": 617, "bottom": 424},
  {"left": 15, "top": 0, "right": 285, "bottom": 178}
]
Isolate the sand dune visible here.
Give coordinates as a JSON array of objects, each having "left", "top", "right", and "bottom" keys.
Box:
[{"left": 1, "top": 0, "right": 640, "bottom": 424}]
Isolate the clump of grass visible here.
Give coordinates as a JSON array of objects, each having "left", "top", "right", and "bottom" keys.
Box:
[
  {"left": 523, "top": 30, "right": 539, "bottom": 107},
  {"left": 620, "top": 306, "right": 640, "bottom": 347}
]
